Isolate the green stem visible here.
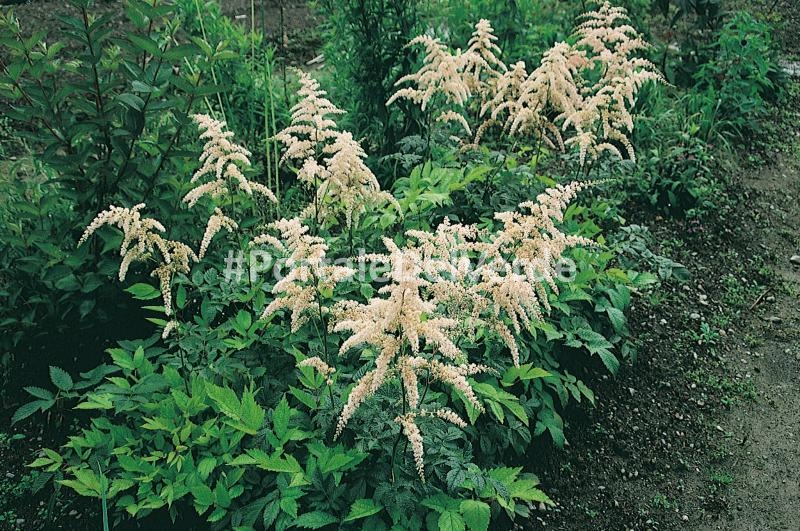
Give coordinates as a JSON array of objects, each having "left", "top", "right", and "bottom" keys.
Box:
[{"left": 193, "top": 0, "right": 227, "bottom": 122}]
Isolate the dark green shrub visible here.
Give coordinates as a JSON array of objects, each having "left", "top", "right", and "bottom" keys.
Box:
[
  {"left": 0, "top": 0, "right": 245, "bottom": 392},
  {"left": 316, "top": 0, "right": 423, "bottom": 159},
  {"left": 692, "top": 11, "right": 785, "bottom": 140}
]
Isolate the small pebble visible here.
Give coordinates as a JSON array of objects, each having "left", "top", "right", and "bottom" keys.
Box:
[
  {"left": 690, "top": 312, "right": 701, "bottom": 320},
  {"left": 790, "top": 255, "right": 800, "bottom": 266}
]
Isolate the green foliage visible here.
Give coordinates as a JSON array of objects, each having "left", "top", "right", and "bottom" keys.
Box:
[
  {"left": 175, "top": 0, "right": 288, "bottom": 155},
  {"left": 21, "top": 152, "right": 644, "bottom": 531},
  {"left": 692, "top": 11, "right": 785, "bottom": 141},
  {"left": 623, "top": 8, "right": 785, "bottom": 219},
  {"left": 0, "top": 0, "right": 240, "bottom": 390},
  {"left": 631, "top": 102, "right": 719, "bottom": 217},
  {"left": 426, "top": 0, "right": 577, "bottom": 61},
  {"left": 5, "top": 2, "right": 702, "bottom": 530},
  {"left": 316, "top": 0, "right": 422, "bottom": 158},
  {"left": 612, "top": 225, "right": 690, "bottom": 283}
]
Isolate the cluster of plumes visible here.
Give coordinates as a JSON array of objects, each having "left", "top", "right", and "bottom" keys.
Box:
[
  {"left": 251, "top": 217, "right": 355, "bottom": 331},
  {"left": 79, "top": 117, "right": 272, "bottom": 320},
  {"left": 332, "top": 182, "right": 593, "bottom": 479},
  {"left": 472, "top": 182, "right": 595, "bottom": 364},
  {"left": 560, "top": 2, "right": 664, "bottom": 164},
  {"left": 78, "top": 204, "right": 197, "bottom": 316},
  {"left": 331, "top": 233, "right": 489, "bottom": 481},
  {"left": 387, "top": 19, "right": 507, "bottom": 137},
  {"left": 187, "top": 114, "right": 276, "bottom": 260},
  {"left": 390, "top": 3, "right": 663, "bottom": 165},
  {"left": 275, "top": 70, "right": 399, "bottom": 228},
  {"left": 185, "top": 114, "right": 277, "bottom": 207}
]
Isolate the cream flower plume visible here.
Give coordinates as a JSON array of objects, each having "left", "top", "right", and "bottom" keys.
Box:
[
  {"left": 185, "top": 114, "right": 277, "bottom": 207},
  {"left": 199, "top": 208, "right": 237, "bottom": 259},
  {"left": 252, "top": 217, "right": 354, "bottom": 331},
  {"left": 277, "top": 72, "right": 399, "bottom": 227},
  {"left": 79, "top": 204, "right": 197, "bottom": 316}
]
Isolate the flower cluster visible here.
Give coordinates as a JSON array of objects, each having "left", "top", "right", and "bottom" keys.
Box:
[
  {"left": 251, "top": 217, "right": 355, "bottom": 331},
  {"left": 387, "top": 20, "right": 506, "bottom": 136},
  {"left": 275, "top": 71, "right": 398, "bottom": 228},
  {"left": 185, "top": 114, "right": 277, "bottom": 207},
  {"left": 562, "top": 1, "right": 663, "bottom": 164},
  {"left": 391, "top": 3, "right": 663, "bottom": 164},
  {"left": 331, "top": 182, "right": 594, "bottom": 478},
  {"left": 199, "top": 208, "right": 237, "bottom": 260},
  {"left": 331, "top": 235, "right": 487, "bottom": 476},
  {"left": 78, "top": 204, "right": 196, "bottom": 316}
]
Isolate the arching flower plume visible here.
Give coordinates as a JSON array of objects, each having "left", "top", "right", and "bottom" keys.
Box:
[
  {"left": 78, "top": 204, "right": 197, "bottom": 316},
  {"left": 185, "top": 114, "right": 277, "bottom": 207},
  {"left": 276, "top": 71, "right": 399, "bottom": 227}
]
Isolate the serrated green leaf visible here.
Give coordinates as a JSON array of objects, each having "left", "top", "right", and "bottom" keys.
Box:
[
  {"left": 501, "top": 364, "right": 551, "bottom": 386},
  {"left": 438, "top": 510, "right": 466, "bottom": 531},
  {"left": 207, "top": 384, "right": 241, "bottom": 419},
  {"left": 293, "top": 511, "right": 339, "bottom": 529},
  {"left": 197, "top": 457, "right": 216, "bottom": 480},
  {"left": 596, "top": 348, "right": 620, "bottom": 374},
  {"left": 272, "top": 395, "right": 290, "bottom": 441},
  {"left": 12, "top": 400, "right": 50, "bottom": 424},
  {"left": 24, "top": 386, "right": 54, "bottom": 400},
  {"left": 49, "top": 366, "right": 73, "bottom": 391},
  {"left": 289, "top": 386, "right": 317, "bottom": 409},
  {"left": 343, "top": 499, "right": 382, "bottom": 522},
  {"left": 460, "top": 500, "right": 490, "bottom": 531}
]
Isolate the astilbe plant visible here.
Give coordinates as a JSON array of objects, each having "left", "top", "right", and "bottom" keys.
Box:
[
  {"left": 43, "top": 5, "right": 656, "bottom": 527},
  {"left": 328, "top": 181, "right": 597, "bottom": 479},
  {"left": 78, "top": 204, "right": 197, "bottom": 317},
  {"left": 330, "top": 235, "right": 489, "bottom": 481},
  {"left": 80, "top": 115, "right": 276, "bottom": 317},
  {"left": 390, "top": 2, "right": 663, "bottom": 165},
  {"left": 238, "top": 72, "right": 601, "bottom": 482},
  {"left": 387, "top": 19, "right": 506, "bottom": 137}
]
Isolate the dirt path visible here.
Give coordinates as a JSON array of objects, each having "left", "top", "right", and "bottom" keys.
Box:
[
  {"left": 700, "top": 148, "right": 800, "bottom": 529},
  {"left": 526, "top": 80, "right": 800, "bottom": 531},
  {"left": 1, "top": 0, "right": 321, "bottom": 63}
]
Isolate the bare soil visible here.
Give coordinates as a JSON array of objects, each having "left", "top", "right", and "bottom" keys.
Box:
[
  {"left": 699, "top": 155, "right": 800, "bottom": 530},
  {"left": 0, "top": 0, "right": 322, "bottom": 63}
]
